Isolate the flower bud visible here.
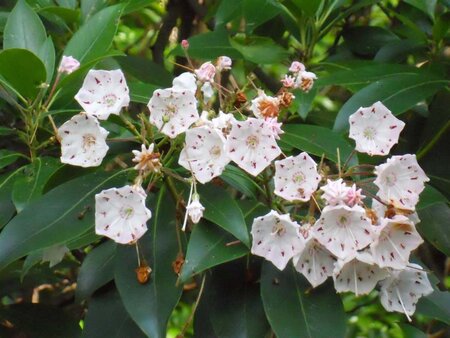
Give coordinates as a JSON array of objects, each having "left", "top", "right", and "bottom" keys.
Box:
[
  {"left": 181, "top": 39, "right": 189, "bottom": 49},
  {"left": 288, "top": 61, "right": 305, "bottom": 73},
  {"left": 58, "top": 55, "right": 80, "bottom": 74},
  {"left": 186, "top": 193, "right": 205, "bottom": 224},
  {"left": 216, "top": 56, "right": 232, "bottom": 71},
  {"left": 195, "top": 61, "right": 216, "bottom": 82}
]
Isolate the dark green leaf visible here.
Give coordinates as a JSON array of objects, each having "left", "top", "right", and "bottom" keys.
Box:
[
  {"left": 0, "top": 150, "right": 23, "bottom": 169},
  {"left": 38, "top": 6, "right": 80, "bottom": 25},
  {"left": 290, "top": 0, "right": 322, "bottom": 15},
  {"left": 0, "top": 127, "right": 15, "bottom": 136},
  {"left": 215, "top": 0, "right": 241, "bottom": 27},
  {"left": 416, "top": 288, "right": 450, "bottom": 325},
  {"left": 397, "top": 324, "right": 427, "bottom": 338},
  {"left": 243, "top": 0, "right": 282, "bottom": 32},
  {"left": 221, "top": 165, "right": 261, "bottom": 200},
  {"left": 115, "top": 187, "right": 183, "bottom": 338},
  {"left": 115, "top": 55, "right": 172, "bottom": 87},
  {"left": 80, "top": 0, "right": 108, "bottom": 22},
  {"left": 37, "top": 36, "right": 56, "bottom": 83},
  {"left": 230, "top": 36, "right": 289, "bottom": 64},
  {"left": 0, "top": 169, "right": 22, "bottom": 228},
  {"left": 404, "top": 0, "right": 436, "bottom": 20},
  {"left": 343, "top": 26, "right": 399, "bottom": 56},
  {"left": 374, "top": 40, "right": 426, "bottom": 63},
  {"left": 416, "top": 202, "right": 450, "bottom": 256},
  {"left": 0, "top": 170, "right": 128, "bottom": 271},
  {"left": 261, "top": 262, "right": 346, "bottom": 338},
  {"left": 128, "top": 81, "right": 159, "bottom": 104},
  {"left": 294, "top": 87, "right": 317, "bottom": 119},
  {"left": 417, "top": 184, "right": 447, "bottom": 210}
]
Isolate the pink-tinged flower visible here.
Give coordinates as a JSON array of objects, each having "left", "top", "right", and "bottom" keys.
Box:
[
  {"left": 216, "top": 56, "right": 232, "bottom": 71},
  {"left": 224, "top": 118, "right": 281, "bottom": 176},
  {"left": 320, "top": 178, "right": 351, "bottom": 206},
  {"left": 312, "top": 205, "right": 373, "bottom": 260},
  {"left": 147, "top": 88, "right": 199, "bottom": 138},
  {"left": 293, "top": 235, "right": 336, "bottom": 287},
  {"left": 75, "top": 69, "right": 130, "bottom": 120},
  {"left": 250, "top": 91, "right": 280, "bottom": 119},
  {"left": 295, "top": 71, "right": 317, "bottom": 92},
  {"left": 379, "top": 263, "right": 433, "bottom": 321},
  {"left": 333, "top": 251, "right": 388, "bottom": 296},
  {"left": 374, "top": 154, "right": 429, "bottom": 211},
  {"left": 345, "top": 184, "right": 365, "bottom": 207},
  {"left": 370, "top": 215, "right": 423, "bottom": 269},
  {"left": 211, "top": 111, "right": 236, "bottom": 134},
  {"left": 57, "top": 112, "right": 109, "bottom": 167},
  {"left": 274, "top": 152, "right": 321, "bottom": 202},
  {"left": 195, "top": 61, "right": 216, "bottom": 82},
  {"left": 289, "top": 61, "right": 305, "bottom": 73},
  {"left": 281, "top": 75, "right": 296, "bottom": 88},
  {"left": 181, "top": 39, "right": 189, "bottom": 49},
  {"left": 172, "top": 72, "right": 197, "bottom": 93},
  {"left": 186, "top": 193, "right": 204, "bottom": 224},
  {"left": 264, "top": 117, "right": 284, "bottom": 140},
  {"left": 95, "top": 185, "right": 152, "bottom": 244},
  {"left": 251, "top": 210, "right": 304, "bottom": 270},
  {"left": 58, "top": 55, "right": 80, "bottom": 74},
  {"left": 132, "top": 143, "right": 162, "bottom": 173},
  {"left": 179, "top": 125, "right": 231, "bottom": 184},
  {"left": 349, "top": 102, "right": 405, "bottom": 156}
]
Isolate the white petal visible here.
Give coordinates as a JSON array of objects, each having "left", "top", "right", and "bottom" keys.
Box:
[{"left": 172, "top": 72, "right": 197, "bottom": 93}]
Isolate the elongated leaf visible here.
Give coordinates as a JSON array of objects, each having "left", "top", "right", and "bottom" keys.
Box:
[
  {"left": 199, "top": 184, "right": 249, "bottom": 246},
  {"left": 417, "top": 202, "right": 450, "bottom": 256},
  {"left": 221, "top": 165, "right": 261, "bottom": 200},
  {"left": 76, "top": 240, "right": 116, "bottom": 300},
  {"left": 64, "top": 5, "right": 123, "bottom": 64},
  {"left": 281, "top": 124, "right": 357, "bottom": 165},
  {"left": 417, "top": 288, "right": 450, "bottom": 325},
  {"left": 115, "top": 187, "right": 182, "bottom": 338},
  {"left": 115, "top": 55, "right": 172, "bottom": 87},
  {"left": 343, "top": 26, "right": 399, "bottom": 56},
  {"left": 230, "top": 36, "right": 289, "bottom": 64},
  {"left": 243, "top": 0, "right": 282, "bottom": 32},
  {"left": 0, "top": 150, "right": 23, "bottom": 169},
  {"left": 37, "top": 36, "right": 56, "bottom": 83},
  {"left": 261, "top": 262, "right": 346, "bottom": 338},
  {"left": 0, "top": 170, "right": 128, "bottom": 271},
  {"left": 333, "top": 73, "right": 449, "bottom": 131},
  {"left": 81, "top": 0, "right": 108, "bottom": 22},
  {"left": 0, "top": 169, "right": 22, "bottom": 228},
  {"left": 180, "top": 221, "right": 248, "bottom": 283}
]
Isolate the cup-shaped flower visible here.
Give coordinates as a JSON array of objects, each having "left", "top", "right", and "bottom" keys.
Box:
[
  {"left": 58, "top": 55, "right": 80, "bottom": 74},
  {"left": 251, "top": 210, "right": 304, "bottom": 270},
  {"left": 57, "top": 112, "right": 109, "bottom": 167},
  {"left": 349, "top": 101, "right": 405, "bottom": 156},
  {"left": 148, "top": 88, "right": 199, "bottom": 138},
  {"left": 312, "top": 205, "right": 373, "bottom": 260},
  {"left": 295, "top": 71, "right": 317, "bottom": 92},
  {"left": 186, "top": 194, "right": 205, "bottom": 224},
  {"left": 379, "top": 264, "right": 433, "bottom": 321},
  {"left": 179, "top": 125, "right": 231, "bottom": 184},
  {"left": 370, "top": 215, "right": 423, "bottom": 269},
  {"left": 374, "top": 154, "right": 429, "bottom": 210},
  {"left": 225, "top": 118, "right": 281, "bottom": 176},
  {"left": 274, "top": 152, "right": 321, "bottom": 202},
  {"left": 172, "top": 72, "right": 197, "bottom": 93},
  {"left": 333, "top": 251, "right": 388, "bottom": 296},
  {"left": 95, "top": 185, "right": 152, "bottom": 244},
  {"left": 250, "top": 91, "right": 280, "bottom": 119},
  {"left": 75, "top": 69, "right": 130, "bottom": 120}
]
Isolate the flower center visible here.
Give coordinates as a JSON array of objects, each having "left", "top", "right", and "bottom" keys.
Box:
[
  {"left": 337, "top": 215, "right": 349, "bottom": 227},
  {"left": 209, "top": 145, "right": 221, "bottom": 158},
  {"left": 119, "top": 206, "right": 135, "bottom": 220},
  {"left": 363, "top": 127, "right": 376, "bottom": 140},
  {"left": 246, "top": 135, "right": 259, "bottom": 149},
  {"left": 165, "top": 103, "right": 178, "bottom": 116},
  {"left": 272, "top": 222, "right": 286, "bottom": 236},
  {"left": 293, "top": 171, "right": 305, "bottom": 184},
  {"left": 103, "top": 94, "right": 117, "bottom": 107},
  {"left": 82, "top": 134, "right": 96, "bottom": 150},
  {"left": 384, "top": 172, "right": 397, "bottom": 187}
]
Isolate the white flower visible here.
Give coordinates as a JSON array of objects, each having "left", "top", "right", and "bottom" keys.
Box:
[
  {"left": 225, "top": 118, "right": 281, "bottom": 176},
  {"left": 148, "top": 88, "right": 199, "bottom": 138},
  {"left": 374, "top": 154, "right": 429, "bottom": 210},
  {"left": 132, "top": 143, "right": 161, "bottom": 173},
  {"left": 75, "top": 69, "right": 130, "bottom": 120},
  {"left": 379, "top": 263, "right": 433, "bottom": 321},
  {"left": 216, "top": 56, "right": 232, "bottom": 71},
  {"left": 251, "top": 210, "right": 304, "bottom": 270},
  {"left": 195, "top": 61, "right": 216, "bottom": 82},
  {"left": 95, "top": 185, "right": 152, "bottom": 244},
  {"left": 349, "top": 101, "right": 405, "bottom": 156},
  {"left": 289, "top": 61, "right": 305, "bottom": 73},
  {"left": 58, "top": 55, "right": 80, "bottom": 74},
  {"left": 345, "top": 184, "right": 365, "bottom": 207},
  {"left": 211, "top": 111, "right": 236, "bottom": 132},
  {"left": 274, "top": 152, "right": 321, "bottom": 202},
  {"left": 293, "top": 235, "right": 335, "bottom": 287},
  {"left": 179, "top": 125, "right": 231, "bottom": 184},
  {"left": 295, "top": 71, "right": 317, "bottom": 92},
  {"left": 250, "top": 91, "right": 280, "bottom": 119},
  {"left": 312, "top": 205, "right": 373, "bottom": 260},
  {"left": 370, "top": 215, "right": 423, "bottom": 269},
  {"left": 264, "top": 117, "right": 284, "bottom": 140},
  {"left": 320, "top": 179, "right": 351, "bottom": 206},
  {"left": 333, "top": 251, "right": 388, "bottom": 296},
  {"left": 371, "top": 199, "right": 420, "bottom": 225},
  {"left": 201, "top": 82, "right": 214, "bottom": 103},
  {"left": 186, "top": 193, "right": 204, "bottom": 224},
  {"left": 281, "top": 75, "right": 295, "bottom": 88},
  {"left": 172, "top": 72, "right": 197, "bottom": 93},
  {"left": 57, "top": 112, "right": 109, "bottom": 167}
]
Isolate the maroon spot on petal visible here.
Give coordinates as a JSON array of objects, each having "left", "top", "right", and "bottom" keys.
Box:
[
  {"left": 95, "top": 77, "right": 101, "bottom": 84},
  {"left": 389, "top": 125, "right": 397, "bottom": 129}
]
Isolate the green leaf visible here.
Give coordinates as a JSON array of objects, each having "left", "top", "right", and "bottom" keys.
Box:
[
  {"left": 12, "top": 157, "right": 62, "bottom": 213},
  {"left": 115, "top": 55, "right": 172, "bottom": 87},
  {"left": 294, "top": 87, "right": 317, "bottom": 119},
  {"left": 0, "top": 150, "right": 23, "bottom": 169},
  {"left": 0, "top": 170, "right": 128, "bottom": 271},
  {"left": 374, "top": 40, "right": 426, "bottom": 63},
  {"left": 221, "top": 165, "right": 261, "bottom": 200},
  {"left": 281, "top": 124, "right": 357, "bottom": 165},
  {"left": 215, "top": 0, "right": 241, "bottom": 27},
  {"left": 333, "top": 73, "right": 449, "bottom": 132},
  {"left": 0, "top": 49, "right": 47, "bottom": 99},
  {"left": 343, "top": 26, "right": 399, "bottom": 56},
  {"left": 128, "top": 81, "right": 159, "bottom": 104},
  {"left": 416, "top": 288, "right": 450, "bottom": 325},
  {"left": 199, "top": 184, "right": 250, "bottom": 246},
  {"left": 37, "top": 36, "right": 56, "bottom": 83},
  {"left": 76, "top": 240, "right": 116, "bottom": 300},
  {"left": 179, "top": 221, "right": 248, "bottom": 283},
  {"left": 82, "top": 288, "right": 147, "bottom": 338},
  {"left": 3, "top": 0, "right": 47, "bottom": 57},
  {"left": 230, "top": 36, "right": 289, "bottom": 64},
  {"left": 261, "top": 262, "right": 346, "bottom": 338},
  {"left": 114, "top": 187, "right": 183, "bottom": 338},
  {"left": 416, "top": 202, "right": 450, "bottom": 256},
  {"left": 64, "top": 5, "right": 123, "bottom": 64},
  {"left": 0, "top": 169, "right": 22, "bottom": 228},
  {"left": 290, "top": 0, "right": 322, "bottom": 16},
  {"left": 417, "top": 184, "right": 447, "bottom": 209},
  {"left": 0, "top": 127, "right": 15, "bottom": 136},
  {"left": 404, "top": 0, "right": 436, "bottom": 20},
  {"left": 397, "top": 324, "right": 427, "bottom": 338},
  {"left": 38, "top": 6, "right": 80, "bottom": 25},
  {"left": 80, "top": 0, "right": 108, "bottom": 22},
  {"left": 243, "top": 0, "right": 282, "bottom": 32}
]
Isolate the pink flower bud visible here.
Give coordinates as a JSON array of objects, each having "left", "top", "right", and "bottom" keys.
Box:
[
  {"left": 281, "top": 74, "right": 295, "bottom": 88},
  {"left": 58, "top": 55, "right": 80, "bottom": 74},
  {"left": 216, "top": 56, "right": 232, "bottom": 71},
  {"left": 194, "top": 61, "right": 216, "bottom": 82},
  {"left": 181, "top": 39, "right": 189, "bottom": 49},
  {"left": 289, "top": 61, "right": 305, "bottom": 73}
]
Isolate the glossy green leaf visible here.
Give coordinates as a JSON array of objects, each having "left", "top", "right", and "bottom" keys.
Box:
[
  {"left": 179, "top": 221, "right": 248, "bottom": 283},
  {"left": 12, "top": 157, "right": 62, "bottom": 213},
  {"left": 115, "top": 55, "right": 172, "bottom": 87},
  {"left": 294, "top": 87, "right": 317, "bottom": 119},
  {"left": 0, "top": 170, "right": 128, "bottom": 271},
  {"left": 81, "top": 0, "right": 108, "bottom": 22},
  {"left": 343, "top": 26, "right": 399, "bottom": 56},
  {"left": 0, "top": 150, "right": 23, "bottom": 169},
  {"left": 0, "top": 49, "right": 47, "bottom": 99},
  {"left": 333, "top": 73, "right": 449, "bottom": 131},
  {"left": 221, "top": 165, "right": 261, "bottom": 200},
  {"left": 417, "top": 184, "right": 447, "bottom": 209},
  {"left": 215, "top": 0, "right": 241, "bottom": 27},
  {"left": 0, "top": 169, "right": 22, "bottom": 228},
  {"left": 115, "top": 187, "right": 182, "bottom": 338},
  {"left": 397, "top": 324, "right": 427, "bottom": 338},
  {"left": 374, "top": 40, "right": 426, "bottom": 63},
  {"left": 416, "top": 202, "right": 450, "bottom": 256},
  {"left": 37, "top": 36, "right": 56, "bottom": 83},
  {"left": 230, "top": 36, "right": 289, "bottom": 64},
  {"left": 82, "top": 288, "right": 147, "bottom": 338},
  {"left": 38, "top": 7, "right": 80, "bottom": 25},
  {"left": 243, "top": 0, "right": 282, "bottom": 32},
  {"left": 416, "top": 288, "right": 450, "bottom": 325},
  {"left": 0, "top": 127, "right": 15, "bottom": 136},
  {"left": 290, "top": 0, "right": 322, "bottom": 15},
  {"left": 404, "top": 0, "right": 436, "bottom": 20},
  {"left": 261, "top": 262, "right": 346, "bottom": 338},
  {"left": 76, "top": 240, "right": 116, "bottom": 300},
  {"left": 128, "top": 81, "right": 159, "bottom": 104},
  {"left": 64, "top": 5, "right": 123, "bottom": 64},
  {"left": 281, "top": 124, "right": 357, "bottom": 165},
  {"left": 199, "top": 184, "right": 250, "bottom": 246},
  {"left": 3, "top": 0, "right": 47, "bottom": 56}
]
